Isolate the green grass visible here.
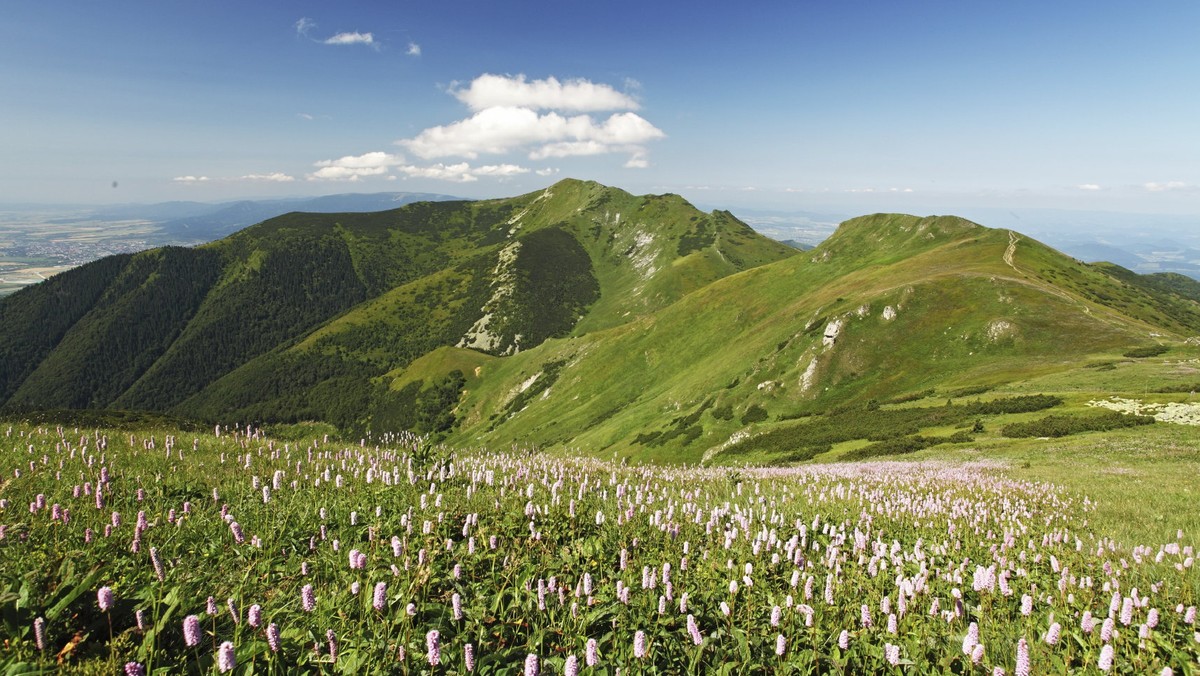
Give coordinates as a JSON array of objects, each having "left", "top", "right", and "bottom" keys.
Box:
[{"left": 916, "top": 423, "right": 1200, "bottom": 546}]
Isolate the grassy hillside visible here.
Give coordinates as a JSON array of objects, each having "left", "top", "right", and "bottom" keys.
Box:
[
  {"left": 447, "top": 214, "right": 1200, "bottom": 461},
  {"left": 0, "top": 179, "right": 795, "bottom": 432}
]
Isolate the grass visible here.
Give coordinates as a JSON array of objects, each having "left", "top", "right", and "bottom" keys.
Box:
[{"left": 917, "top": 423, "right": 1200, "bottom": 546}]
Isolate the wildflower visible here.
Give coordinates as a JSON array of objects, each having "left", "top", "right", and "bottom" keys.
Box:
[
  {"left": 963, "top": 622, "right": 979, "bottom": 654},
  {"left": 633, "top": 630, "right": 648, "bottom": 659},
  {"left": 971, "top": 643, "right": 985, "bottom": 665},
  {"left": 426, "top": 629, "right": 440, "bottom": 666},
  {"left": 524, "top": 653, "right": 539, "bottom": 676},
  {"left": 248, "top": 604, "right": 261, "bottom": 628},
  {"left": 860, "top": 604, "right": 872, "bottom": 628},
  {"left": 327, "top": 629, "right": 338, "bottom": 663},
  {"left": 217, "top": 641, "right": 235, "bottom": 673},
  {"left": 464, "top": 643, "right": 476, "bottom": 672},
  {"left": 301, "top": 584, "right": 316, "bottom": 612},
  {"left": 1020, "top": 594, "right": 1033, "bottom": 616},
  {"left": 266, "top": 623, "right": 281, "bottom": 652},
  {"left": 775, "top": 634, "right": 786, "bottom": 656},
  {"left": 229, "top": 521, "right": 245, "bottom": 544},
  {"left": 98, "top": 586, "right": 114, "bottom": 612},
  {"left": 453, "top": 592, "right": 463, "bottom": 620},
  {"left": 149, "top": 547, "right": 165, "bottom": 581},
  {"left": 124, "top": 663, "right": 145, "bottom": 676},
  {"left": 687, "top": 614, "right": 703, "bottom": 645},
  {"left": 207, "top": 596, "right": 217, "bottom": 616},
  {"left": 770, "top": 605, "right": 782, "bottom": 627},
  {"left": 183, "top": 615, "right": 201, "bottom": 647},
  {"left": 33, "top": 617, "right": 45, "bottom": 650},
  {"left": 564, "top": 654, "right": 578, "bottom": 676},
  {"left": 1045, "top": 622, "right": 1061, "bottom": 646},
  {"left": 586, "top": 638, "right": 599, "bottom": 666},
  {"left": 374, "top": 582, "right": 388, "bottom": 611},
  {"left": 227, "top": 598, "right": 239, "bottom": 624},
  {"left": 838, "top": 629, "right": 850, "bottom": 650},
  {"left": 884, "top": 643, "right": 900, "bottom": 666},
  {"left": 720, "top": 601, "right": 731, "bottom": 616},
  {"left": 1101, "top": 616, "right": 1115, "bottom": 642},
  {"left": 1098, "top": 643, "right": 1114, "bottom": 671},
  {"left": 1015, "top": 638, "right": 1030, "bottom": 676}
]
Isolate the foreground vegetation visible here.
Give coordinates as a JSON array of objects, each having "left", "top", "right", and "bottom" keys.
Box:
[{"left": 2, "top": 420, "right": 1197, "bottom": 674}]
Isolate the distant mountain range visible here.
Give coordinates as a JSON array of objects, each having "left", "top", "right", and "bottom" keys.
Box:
[
  {"left": 61, "top": 191, "right": 463, "bottom": 244},
  {"left": 3, "top": 179, "right": 1199, "bottom": 460}
]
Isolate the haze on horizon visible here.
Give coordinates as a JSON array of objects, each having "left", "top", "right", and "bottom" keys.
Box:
[{"left": 2, "top": 1, "right": 1198, "bottom": 219}]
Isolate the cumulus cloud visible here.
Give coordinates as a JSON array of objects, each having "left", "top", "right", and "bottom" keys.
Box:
[
  {"left": 535, "top": 168, "right": 559, "bottom": 177},
  {"left": 309, "top": 151, "right": 405, "bottom": 181},
  {"left": 451, "top": 73, "right": 640, "bottom": 112},
  {"left": 240, "top": 172, "right": 295, "bottom": 182},
  {"left": 172, "top": 175, "right": 210, "bottom": 183},
  {"left": 395, "top": 162, "right": 530, "bottom": 183},
  {"left": 400, "top": 106, "right": 663, "bottom": 163},
  {"left": 324, "top": 32, "right": 375, "bottom": 46},
  {"left": 407, "top": 42, "right": 421, "bottom": 56},
  {"left": 399, "top": 75, "right": 662, "bottom": 167},
  {"left": 306, "top": 151, "right": 528, "bottom": 183},
  {"left": 1144, "top": 181, "right": 1192, "bottom": 192}
]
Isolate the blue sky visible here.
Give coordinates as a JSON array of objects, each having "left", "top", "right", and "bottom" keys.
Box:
[{"left": 3, "top": 1, "right": 1198, "bottom": 215}]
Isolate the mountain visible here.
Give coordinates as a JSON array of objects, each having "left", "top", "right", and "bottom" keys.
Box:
[
  {"left": 152, "top": 192, "right": 462, "bottom": 243},
  {"left": 3, "top": 184, "right": 1198, "bottom": 461},
  {"left": 442, "top": 213, "right": 1200, "bottom": 461},
  {"left": 0, "top": 179, "right": 796, "bottom": 431}
]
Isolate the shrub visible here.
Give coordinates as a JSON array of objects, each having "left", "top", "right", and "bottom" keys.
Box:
[
  {"left": 1124, "top": 345, "right": 1169, "bottom": 358},
  {"left": 740, "top": 404, "right": 769, "bottom": 425},
  {"left": 1001, "top": 411, "right": 1155, "bottom": 438}
]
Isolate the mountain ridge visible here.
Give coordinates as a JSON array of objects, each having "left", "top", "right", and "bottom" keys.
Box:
[{"left": 2, "top": 180, "right": 1198, "bottom": 461}]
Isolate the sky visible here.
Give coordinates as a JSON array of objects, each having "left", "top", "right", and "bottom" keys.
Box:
[{"left": 3, "top": 1, "right": 1199, "bottom": 216}]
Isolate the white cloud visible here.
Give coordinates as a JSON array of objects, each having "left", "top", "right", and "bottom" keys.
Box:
[
  {"left": 396, "top": 162, "right": 530, "bottom": 183},
  {"left": 407, "top": 42, "right": 421, "bottom": 56},
  {"left": 309, "top": 151, "right": 405, "bottom": 180},
  {"left": 295, "top": 17, "right": 316, "bottom": 37},
  {"left": 1144, "top": 181, "right": 1191, "bottom": 192},
  {"left": 297, "top": 113, "right": 314, "bottom": 121},
  {"left": 530, "top": 141, "right": 611, "bottom": 159},
  {"left": 240, "top": 172, "right": 295, "bottom": 182},
  {"left": 451, "top": 74, "right": 640, "bottom": 112},
  {"left": 535, "top": 168, "right": 559, "bottom": 177},
  {"left": 172, "top": 175, "right": 209, "bottom": 183},
  {"left": 623, "top": 152, "right": 649, "bottom": 169},
  {"left": 471, "top": 164, "right": 530, "bottom": 178},
  {"left": 1077, "top": 184, "right": 1101, "bottom": 191},
  {"left": 324, "top": 31, "right": 376, "bottom": 46},
  {"left": 400, "top": 106, "right": 663, "bottom": 163}
]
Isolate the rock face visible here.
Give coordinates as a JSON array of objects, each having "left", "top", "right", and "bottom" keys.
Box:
[{"left": 822, "top": 319, "right": 844, "bottom": 347}]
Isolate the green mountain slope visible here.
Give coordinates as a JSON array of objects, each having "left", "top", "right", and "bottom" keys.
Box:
[
  {"left": 4, "top": 189, "right": 1198, "bottom": 459},
  {"left": 0, "top": 179, "right": 795, "bottom": 430},
  {"left": 445, "top": 214, "right": 1200, "bottom": 461}
]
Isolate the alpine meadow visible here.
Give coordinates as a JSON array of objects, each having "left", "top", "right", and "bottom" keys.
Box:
[{"left": 3, "top": 179, "right": 1200, "bottom": 674}]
